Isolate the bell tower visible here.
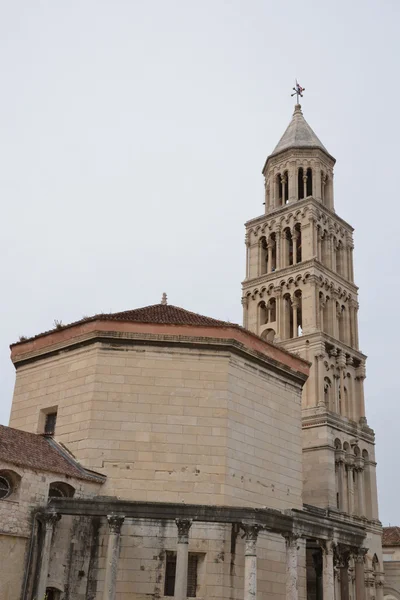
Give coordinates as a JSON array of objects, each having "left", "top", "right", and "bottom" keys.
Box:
[{"left": 242, "top": 103, "right": 382, "bottom": 560}]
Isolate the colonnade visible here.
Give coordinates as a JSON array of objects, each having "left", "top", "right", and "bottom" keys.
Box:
[
  {"left": 258, "top": 225, "right": 302, "bottom": 275},
  {"left": 316, "top": 228, "right": 354, "bottom": 283},
  {"left": 258, "top": 291, "right": 302, "bottom": 341},
  {"left": 264, "top": 165, "right": 334, "bottom": 212},
  {"left": 335, "top": 446, "right": 374, "bottom": 520},
  {"left": 318, "top": 295, "right": 359, "bottom": 349}
]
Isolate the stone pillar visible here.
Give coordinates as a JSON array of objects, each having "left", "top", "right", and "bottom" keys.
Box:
[
  {"left": 292, "top": 229, "right": 299, "bottom": 265},
  {"left": 36, "top": 512, "right": 60, "bottom": 600},
  {"left": 242, "top": 524, "right": 262, "bottom": 600},
  {"left": 303, "top": 174, "right": 308, "bottom": 198},
  {"left": 315, "top": 166, "right": 322, "bottom": 201},
  {"left": 337, "top": 353, "right": 346, "bottom": 415},
  {"left": 356, "top": 459, "right": 366, "bottom": 516},
  {"left": 356, "top": 363, "right": 366, "bottom": 422},
  {"left": 175, "top": 519, "right": 192, "bottom": 600},
  {"left": 275, "top": 287, "right": 282, "bottom": 341},
  {"left": 335, "top": 451, "right": 346, "bottom": 511},
  {"left": 282, "top": 175, "right": 287, "bottom": 205},
  {"left": 103, "top": 515, "right": 125, "bottom": 600},
  {"left": 353, "top": 302, "right": 360, "bottom": 349},
  {"left": 346, "top": 460, "right": 355, "bottom": 515},
  {"left": 354, "top": 550, "right": 367, "bottom": 600},
  {"left": 245, "top": 233, "right": 250, "bottom": 279},
  {"left": 322, "top": 173, "right": 327, "bottom": 205},
  {"left": 285, "top": 534, "right": 299, "bottom": 600},
  {"left": 292, "top": 298, "right": 299, "bottom": 338},
  {"left": 273, "top": 175, "right": 278, "bottom": 208},
  {"left": 276, "top": 227, "right": 281, "bottom": 270},
  {"left": 267, "top": 242, "right": 273, "bottom": 274},
  {"left": 340, "top": 554, "right": 350, "bottom": 600},
  {"left": 294, "top": 164, "right": 299, "bottom": 201},
  {"left": 321, "top": 540, "right": 335, "bottom": 600},
  {"left": 375, "top": 576, "right": 384, "bottom": 600},
  {"left": 242, "top": 296, "right": 248, "bottom": 329}
]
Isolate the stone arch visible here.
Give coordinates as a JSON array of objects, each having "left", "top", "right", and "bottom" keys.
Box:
[{"left": 48, "top": 481, "right": 75, "bottom": 499}]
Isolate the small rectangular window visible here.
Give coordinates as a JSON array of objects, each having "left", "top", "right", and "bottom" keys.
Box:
[
  {"left": 44, "top": 412, "right": 57, "bottom": 435},
  {"left": 164, "top": 552, "right": 176, "bottom": 596},
  {"left": 164, "top": 552, "right": 199, "bottom": 597}
]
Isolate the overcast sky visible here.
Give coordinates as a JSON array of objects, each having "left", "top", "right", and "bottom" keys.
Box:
[{"left": 0, "top": 1, "right": 398, "bottom": 523}]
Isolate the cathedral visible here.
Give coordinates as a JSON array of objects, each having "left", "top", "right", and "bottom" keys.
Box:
[{"left": 0, "top": 103, "right": 384, "bottom": 600}]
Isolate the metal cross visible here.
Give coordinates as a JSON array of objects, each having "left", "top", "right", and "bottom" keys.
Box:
[{"left": 291, "top": 80, "right": 305, "bottom": 103}]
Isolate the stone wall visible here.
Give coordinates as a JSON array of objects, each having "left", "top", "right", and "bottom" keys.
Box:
[{"left": 9, "top": 342, "right": 304, "bottom": 508}]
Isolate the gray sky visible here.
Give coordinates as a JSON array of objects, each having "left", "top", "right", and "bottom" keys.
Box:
[{"left": 0, "top": 1, "right": 398, "bottom": 523}]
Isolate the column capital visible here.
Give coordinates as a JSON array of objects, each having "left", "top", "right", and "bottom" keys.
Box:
[
  {"left": 175, "top": 518, "right": 192, "bottom": 543},
  {"left": 319, "top": 539, "right": 336, "bottom": 555},
  {"left": 39, "top": 511, "right": 61, "bottom": 530},
  {"left": 241, "top": 296, "right": 249, "bottom": 307},
  {"left": 352, "top": 547, "right": 368, "bottom": 563},
  {"left": 241, "top": 522, "right": 263, "bottom": 556},
  {"left": 107, "top": 514, "right": 125, "bottom": 535}
]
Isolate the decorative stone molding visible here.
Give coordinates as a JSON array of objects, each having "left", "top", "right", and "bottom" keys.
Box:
[
  {"left": 107, "top": 515, "right": 125, "bottom": 535},
  {"left": 175, "top": 518, "right": 192, "bottom": 543}
]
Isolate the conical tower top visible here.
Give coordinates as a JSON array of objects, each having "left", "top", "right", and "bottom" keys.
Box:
[{"left": 268, "top": 104, "right": 334, "bottom": 162}]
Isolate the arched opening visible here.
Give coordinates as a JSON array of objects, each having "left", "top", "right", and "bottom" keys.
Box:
[
  {"left": 323, "top": 296, "right": 331, "bottom": 336},
  {"left": 339, "top": 305, "right": 346, "bottom": 343},
  {"left": 46, "top": 588, "right": 61, "bottom": 600},
  {"left": 321, "top": 230, "right": 329, "bottom": 266},
  {"left": 48, "top": 482, "right": 75, "bottom": 499},
  {"left": 260, "top": 237, "right": 268, "bottom": 275},
  {"left": 283, "top": 170, "right": 289, "bottom": 204},
  {"left": 306, "top": 168, "right": 313, "bottom": 197},
  {"left": 258, "top": 301, "right": 268, "bottom": 328},
  {"left": 362, "top": 449, "right": 372, "bottom": 519},
  {"left": 270, "top": 233, "right": 277, "bottom": 271},
  {"left": 293, "top": 291, "right": 303, "bottom": 337},
  {"left": 324, "top": 378, "right": 333, "bottom": 410},
  {"left": 335, "top": 438, "right": 342, "bottom": 449},
  {"left": 293, "top": 223, "right": 302, "bottom": 264},
  {"left": 267, "top": 298, "right": 276, "bottom": 323},
  {"left": 0, "top": 470, "right": 21, "bottom": 500},
  {"left": 298, "top": 167, "right": 304, "bottom": 199},
  {"left": 283, "top": 227, "right": 293, "bottom": 267},
  {"left": 278, "top": 174, "right": 283, "bottom": 206},
  {"left": 282, "top": 294, "right": 292, "bottom": 340}
]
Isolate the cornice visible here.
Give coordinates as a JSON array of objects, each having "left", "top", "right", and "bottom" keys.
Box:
[
  {"left": 279, "top": 332, "right": 367, "bottom": 362},
  {"left": 242, "top": 259, "right": 359, "bottom": 294},
  {"left": 13, "top": 329, "right": 309, "bottom": 387},
  {"left": 301, "top": 410, "right": 375, "bottom": 444},
  {"left": 245, "top": 197, "right": 354, "bottom": 233}
]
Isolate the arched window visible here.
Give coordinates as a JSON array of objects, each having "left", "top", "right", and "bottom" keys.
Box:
[
  {"left": 306, "top": 168, "right": 313, "bottom": 197},
  {"left": 283, "top": 227, "right": 293, "bottom": 267},
  {"left": 267, "top": 298, "right": 276, "bottom": 322},
  {"left": 339, "top": 305, "right": 346, "bottom": 343},
  {"left": 278, "top": 174, "right": 283, "bottom": 206},
  {"left": 48, "top": 482, "right": 75, "bottom": 499},
  {"left": 270, "top": 233, "right": 277, "bottom": 271},
  {"left": 334, "top": 438, "right": 342, "bottom": 449},
  {"left": 260, "top": 237, "right": 268, "bottom": 275},
  {"left": 293, "top": 223, "right": 302, "bottom": 264},
  {"left": 283, "top": 171, "right": 289, "bottom": 204},
  {"left": 261, "top": 328, "right": 276, "bottom": 343},
  {"left": 0, "top": 470, "right": 21, "bottom": 500},
  {"left": 46, "top": 588, "right": 61, "bottom": 600},
  {"left": 298, "top": 167, "right": 304, "bottom": 199},
  {"left": 293, "top": 291, "right": 303, "bottom": 338},
  {"left": 324, "top": 378, "right": 332, "bottom": 410},
  {"left": 282, "top": 293, "right": 292, "bottom": 340}
]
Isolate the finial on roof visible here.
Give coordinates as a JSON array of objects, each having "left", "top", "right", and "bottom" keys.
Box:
[
  {"left": 294, "top": 104, "right": 303, "bottom": 114},
  {"left": 161, "top": 292, "right": 168, "bottom": 305},
  {"left": 291, "top": 80, "right": 305, "bottom": 104}
]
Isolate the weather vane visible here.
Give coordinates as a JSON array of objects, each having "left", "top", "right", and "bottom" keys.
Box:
[{"left": 291, "top": 80, "right": 305, "bottom": 103}]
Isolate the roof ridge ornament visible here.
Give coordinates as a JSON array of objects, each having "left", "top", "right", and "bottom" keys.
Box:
[
  {"left": 291, "top": 80, "right": 305, "bottom": 104},
  {"left": 161, "top": 292, "right": 168, "bottom": 305}
]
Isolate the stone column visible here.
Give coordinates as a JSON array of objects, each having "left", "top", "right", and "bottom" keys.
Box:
[
  {"left": 346, "top": 460, "right": 355, "bottom": 515},
  {"left": 292, "top": 230, "right": 299, "bottom": 265},
  {"left": 356, "top": 459, "right": 366, "bottom": 517},
  {"left": 282, "top": 175, "right": 287, "bottom": 205},
  {"left": 335, "top": 450, "right": 346, "bottom": 511},
  {"left": 322, "top": 173, "right": 327, "bottom": 205},
  {"left": 36, "top": 512, "right": 60, "bottom": 600},
  {"left": 273, "top": 175, "right": 278, "bottom": 208},
  {"left": 245, "top": 233, "right": 250, "bottom": 279},
  {"left": 292, "top": 298, "right": 299, "bottom": 338},
  {"left": 356, "top": 363, "right": 366, "bottom": 422},
  {"left": 242, "top": 524, "right": 262, "bottom": 600},
  {"left": 285, "top": 534, "right": 299, "bottom": 600},
  {"left": 375, "top": 576, "right": 384, "bottom": 600},
  {"left": 340, "top": 553, "right": 350, "bottom": 600},
  {"left": 337, "top": 353, "right": 346, "bottom": 415},
  {"left": 320, "top": 540, "right": 335, "bottom": 600},
  {"left": 303, "top": 174, "right": 308, "bottom": 198},
  {"left": 275, "top": 287, "right": 282, "bottom": 341},
  {"left": 276, "top": 227, "right": 281, "bottom": 270},
  {"left": 314, "top": 166, "right": 322, "bottom": 201},
  {"left": 354, "top": 550, "right": 367, "bottom": 600},
  {"left": 103, "top": 515, "right": 125, "bottom": 600},
  {"left": 175, "top": 519, "right": 192, "bottom": 600},
  {"left": 267, "top": 241, "right": 273, "bottom": 274},
  {"left": 241, "top": 296, "right": 248, "bottom": 330}
]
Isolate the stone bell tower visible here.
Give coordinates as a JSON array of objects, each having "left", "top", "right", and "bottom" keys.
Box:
[{"left": 242, "top": 103, "right": 383, "bottom": 570}]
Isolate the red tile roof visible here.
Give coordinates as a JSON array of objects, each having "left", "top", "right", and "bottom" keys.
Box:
[
  {"left": 11, "top": 304, "right": 233, "bottom": 346},
  {"left": 0, "top": 425, "right": 104, "bottom": 482},
  {"left": 383, "top": 527, "right": 400, "bottom": 546}
]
